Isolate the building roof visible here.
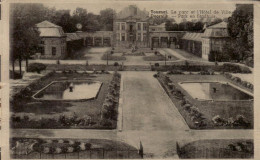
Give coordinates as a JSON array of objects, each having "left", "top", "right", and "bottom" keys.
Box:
[
  {"left": 150, "top": 22, "right": 166, "bottom": 28},
  {"left": 65, "top": 33, "right": 82, "bottom": 41},
  {"left": 202, "top": 22, "right": 229, "bottom": 38},
  {"left": 36, "top": 20, "right": 60, "bottom": 28},
  {"left": 35, "top": 20, "right": 66, "bottom": 37},
  {"left": 208, "top": 21, "right": 227, "bottom": 29},
  {"left": 182, "top": 32, "right": 203, "bottom": 42}
]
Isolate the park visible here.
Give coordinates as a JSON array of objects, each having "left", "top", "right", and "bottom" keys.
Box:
[{"left": 9, "top": 3, "right": 254, "bottom": 159}]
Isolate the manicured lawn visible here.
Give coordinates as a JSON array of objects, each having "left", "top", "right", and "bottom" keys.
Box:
[
  {"left": 178, "top": 139, "right": 253, "bottom": 159},
  {"left": 157, "top": 73, "right": 253, "bottom": 129},
  {"left": 143, "top": 52, "right": 179, "bottom": 61},
  {"left": 101, "top": 53, "right": 126, "bottom": 61},
  {"left": 10, "top": 72, "right": 120, "bottom": 129}
]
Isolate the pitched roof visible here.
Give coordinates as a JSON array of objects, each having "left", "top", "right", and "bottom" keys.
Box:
[
  {"left": 36, "top": 20, "right": 60, "bottom": 28},
  {"left": 202, "top": 22, "right": 229, "bottom": 38},
  {"left": 36, "top": 20, "right": 66, "bottom": 37},
  {"left": 208, "top": 21, "right": 227, "bottom": 29},
  {"left": 182, "top": 32, "right": 203, "bottom": 42}
]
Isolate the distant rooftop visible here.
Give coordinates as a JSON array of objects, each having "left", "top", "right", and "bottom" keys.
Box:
[
  {"left": 202, "top": 21, "right": 229, "bottom": 38},
  {"left": 182, "top": 32, "right": 203, "bottom": 42},
  {"left": 208, "top": 21, "right": 227, "bottom": 29},
  {"left": 35, "top": 20, "right": 66, "bottom": 37}
]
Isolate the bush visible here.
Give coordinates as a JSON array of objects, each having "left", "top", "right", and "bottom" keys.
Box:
[
  {"left": 10, "top": 70, "right": 23, "bottom": 79},
  {"left": 27, "top": 63, "right": 46, "bottom": 73},
  {"left": 167, "top": 70, "right": 183, "bottom": 75},
  {"left": 114, "top": 62, "right": 119, "bottom": 66},
  {"left": 222, "top": 63, "right": 251, "bottom": 73},
  {"left": 100, "top": 119, "right": 113, "bottom": 127},
  {"left": 153, "top": 74, "right": 158, "bottom": 78}
]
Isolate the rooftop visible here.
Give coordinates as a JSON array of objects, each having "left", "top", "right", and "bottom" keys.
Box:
[
  {"left": 202, "top": 22, "right": 229, "bottom": 38},
  {"left": 35, "top": 20, "right": 66, "bottom": 37},
  {"left": 182, "top": 32, "right": 203, "bottom": 42}
]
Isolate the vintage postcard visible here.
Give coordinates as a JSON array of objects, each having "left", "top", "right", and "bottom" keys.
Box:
[{"left": 1, "top": 0, "right": 259, "bottom": 159}]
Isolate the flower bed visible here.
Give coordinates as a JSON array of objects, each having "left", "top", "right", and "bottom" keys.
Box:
[
  {"left": 101, "top": 53, "right": 126, "bottom": 61},
  {"left": 178, "top": 139, "right": 253, "bottom": 159},
  {"left": 155, "top": 72, "right": 253, "bottom": 129},
  {"left": 224, "top": 73, "right": 253, "bottom": 91},
  {"left": 151, "top": 62, "right": 252, "bottom": 73},
  {"left": 100, "top": 72, "right": 121, "bottom": 127},
  {"left": 122, "top": 52, "right": 145, "bottom": 56},
  {"left": 10, "top": 138, "right": 139, "bottom": 158},
  {"left": 11, "top": 71, "right": 121, "bottom": 129}
]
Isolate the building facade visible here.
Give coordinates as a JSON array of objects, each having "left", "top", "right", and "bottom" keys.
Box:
[
  {"left": 113, "top": 5, "right": 149, "bottom": 47},
  {"left": 201, "top": 22, "right": 230, "bottom": 60},
  {"left": 35, "top": 21, "right": 67, "bottom": 59},
  {"left": 113, "top": 5, "right": 185, "bottom": 48}
]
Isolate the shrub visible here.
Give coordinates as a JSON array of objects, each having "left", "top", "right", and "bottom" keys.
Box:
[
  {"left": 167, "top": 70, "right": 183, "bottom": 75},
  {"left": 27, "top": 63, "right": 46, "bottom": 74},
  {"left": 100, "top": 119, "right": 113, "bottom": 127},
  {"left": 114, "top": 62, "right": 119, "bottom": 66},
  {"left": 154, "top": 63, "right": 160, "bottom": 67},
  {"left": 10, "top": 71, "right": 23, "bottom": 79},
  {"left": 23, "top": 115, "right": 30, "bottom": 121},
  {"left": 234, "top": 115, "right": 250, "bottom": 127},
  {"left": 222, "top": 63, "right": 251, "bottom": 73}
]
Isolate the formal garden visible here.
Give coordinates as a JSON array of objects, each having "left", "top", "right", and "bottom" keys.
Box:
[
  {"left": 177, "top": 139, "right": 253, "bottom": 159},
  {"left": 154, "top": 63, "right": 253, "bottom": 129},
  {"left": 10, "top": 138, "right": 140, "bottom": 159},
  {"left": 10, "top": 65, "right": 121, "bottom": 129}
]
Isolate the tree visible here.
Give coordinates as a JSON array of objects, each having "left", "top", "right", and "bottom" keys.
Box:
[
  {"left": 99, "top": 8, "right": 115, "bottom": 31},
  {"left": 51, "top": 10, "right": 77, "bottom": 33},
  {"left": 194, "top": 21, "right": 204, "bottom": 31},
  {"left": 72, "top": 7, "right": 89, "bottom": 31},
  {"left": 10, "top": 4, "right": 43, "bottom": 77},
  {"left": 227, "top": 4, "right": 253, "bottom": 64}
]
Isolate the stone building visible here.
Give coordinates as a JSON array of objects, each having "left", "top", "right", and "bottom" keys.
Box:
[
  {"left": 149, "top": 22, "right": 166, "bottom": 32},
  {"left": 201, "top": 22, "right": 230, "bottom": 60},
  {"left": 113, "top": 5, "right": 150, "bottom": 47},
  {"left": 113, "top": 5, "right": 185, "bottom": 48},
  {"left": 35, "top": 21, "right": 67, "bottom": 59},
  {"left": 77, "top": 31, "right": 113, "bottom": 47}
]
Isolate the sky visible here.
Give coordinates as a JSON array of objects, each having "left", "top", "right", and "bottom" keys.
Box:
[{"left": 44, "top": 1, "right": 236, "bottom": 23}]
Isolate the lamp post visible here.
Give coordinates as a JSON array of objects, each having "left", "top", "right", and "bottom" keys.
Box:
[
  {"left": 107, "top": 51, "right": 109, "bottom": 66},
  {"left": 165, "top": 53, "right": 167, "bottom": 66}
]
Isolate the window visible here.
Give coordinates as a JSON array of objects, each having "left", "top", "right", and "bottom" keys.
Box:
[
  {"left": 116, "top": 33, "right": 120, "bottom": 41},
  {"left": 40, "top": 46, "right": 44, "bottom": 55},
  {"left": 117, "top": 23, "right": 120, "bottom": 30},
  {"left": 40, "top": 40, "right": 45, "bottom": 45},
  {"left": 52, "top": 47, "right": 56, "bottom": 56},
  {"left": 137, "top": 33, "right": 141, "bottom": 41},
  {"left": 121, "top": 23, "right": 125, "bottom": 30},
  {"left": 137, "top": 23, "right": 141, "bottom": 30},
  {"left": 121, "top": 33, "right": 125, "bottom": 41},
  {"left": 143, "top": 33, "right": 147, "bottom": 42},
  {"left": 143, "top": 23, "right": 147, "bottom": 31}
]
